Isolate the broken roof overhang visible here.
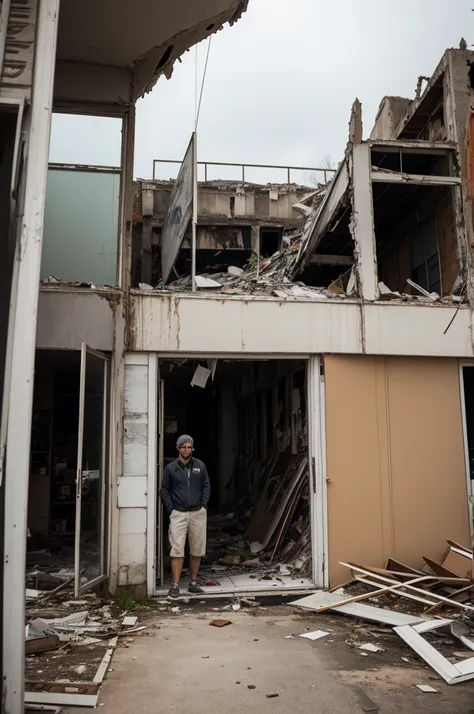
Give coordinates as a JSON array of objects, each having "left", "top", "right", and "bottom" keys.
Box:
[{"left": 56, "top": 0, "right": 249, "bottom": 102}]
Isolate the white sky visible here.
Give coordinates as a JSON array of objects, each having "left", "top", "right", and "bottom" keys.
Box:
[{"left": 49, "top": 0, "right": 473, "bottom": 183}]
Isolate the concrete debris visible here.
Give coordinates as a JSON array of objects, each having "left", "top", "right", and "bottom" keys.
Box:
[
  {"left": 24, "top": 586, "right": 142, "bottom": 708},
  {"left": 357, "top": 643, "right": 384, "bottom": 653},
  {"left": 416, "top": 684, "right": 439, "bottom": 693},
  {"left": 298, "top": 630, "right": 330, "bottom": 641}
]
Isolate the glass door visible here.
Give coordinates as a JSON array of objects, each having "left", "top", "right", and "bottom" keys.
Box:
[{"left": 75, "top": 343, "right": 108, "bottom": 596}]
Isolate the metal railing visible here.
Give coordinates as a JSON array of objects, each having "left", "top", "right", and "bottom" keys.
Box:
[{"left": 152, "top": 159, "right": 336, "bottom": 185}]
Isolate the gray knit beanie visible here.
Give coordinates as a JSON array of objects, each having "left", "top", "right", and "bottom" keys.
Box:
[{"left": 176, "top": 434, "right": 194, "bottom": 449}]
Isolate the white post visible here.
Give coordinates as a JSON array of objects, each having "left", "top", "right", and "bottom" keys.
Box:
[
  {"left": 146, "top": 353, "right": 158, "bottom": 597},
  {"left": 191, "top": 131, "right": 197, "bottom": 291},
  {"left": 2, "top": 0, "right": 59, "bottom": 711},
  {"left": 352, "top": 143, "right": 378, "bottom": 302},
  {"left": 307, "top": 356, "right": 328, "bottom": 588}
]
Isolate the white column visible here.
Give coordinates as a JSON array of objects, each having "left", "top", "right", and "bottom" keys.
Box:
[
  {"left": 352, "top": 143, "right": 378, "bottom": 302},
  {"left": 2, "top": 1, "right": 59, "bottom": 711},
  {"left": 307, "top": 356, "right": 328, "bottom": 588}
]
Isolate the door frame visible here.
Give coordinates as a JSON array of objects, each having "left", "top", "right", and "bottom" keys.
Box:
[
  {"left": 148, "top": 352, "right": 328, "bottom": 596},
  {"left": 74, "top": 343, "right": 109, "bottom": 596},
  {"left": 458, "top": 360, "right": 474, "bottom": 548}
]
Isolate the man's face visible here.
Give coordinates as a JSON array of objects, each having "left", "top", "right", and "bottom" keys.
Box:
[{"left": 178, "top": 442, "right": 193, "bottom": 461}]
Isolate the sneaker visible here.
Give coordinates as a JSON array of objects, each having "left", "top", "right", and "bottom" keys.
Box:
[
  {"left": 188, "top": 580, "right": 205, "bottom": 595},
  {"left": 168, "top": 583, "right": 180, "bottom": 600}
]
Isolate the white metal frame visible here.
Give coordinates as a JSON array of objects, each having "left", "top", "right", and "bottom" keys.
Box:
[
  {"left": 395, "top": 622, "right": 474, "bottom": 684},
  {"left": 307, "top": 356, "right": 328, "bottom": 588},
  {"left": 150, "top": 352, "right": 328, "bottom": 595},
  {"left": 146, "top": 354, "right": 158, "bottom": 597},
  {"left": 2, "top": 2, "right": 60, "bottom": 711},
  {"left": 74, "top": 343, "right": 109, "bottom": 596},
  {"left": 0, "top": 95, "right": 25, "bottom": 489},
  {"left": 458, "top": 360, "right": 474, "bottom": 547}
]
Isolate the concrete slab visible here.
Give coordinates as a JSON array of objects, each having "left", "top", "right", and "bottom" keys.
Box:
[{"left": 63, "top": 608, "right": 474, "bottom": 714}]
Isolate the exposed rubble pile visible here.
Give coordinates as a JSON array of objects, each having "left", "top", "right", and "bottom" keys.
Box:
[
  {"left": 198, "top": 431, "right": 312, "bottom": 587},
  {"left": 24, "top": 541, "right": 147, "bottom": 708},
  {"left": 291, "top": 541, "right": 474, "bottom": 686}
]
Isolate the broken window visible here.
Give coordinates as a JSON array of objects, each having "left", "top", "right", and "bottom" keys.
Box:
[
  {"left": 41, "top": 114, "right": 123, "bottom": 286},
  {"left": 397, "top": 73, "right": 446, "bottom": 142},
  {"left": 260, "top": 227, "right": 282, "bottom": 258},
  {"left": 371, "top": 145, "right": 459, "bottom": 296}
]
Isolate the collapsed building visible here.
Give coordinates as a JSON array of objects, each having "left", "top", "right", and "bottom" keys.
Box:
[
  {"left": 126, "top": 47, "right": 474, "bottom": 594},
  {"left": 4, "top": 41, "right": 474, "bottom": 710}
]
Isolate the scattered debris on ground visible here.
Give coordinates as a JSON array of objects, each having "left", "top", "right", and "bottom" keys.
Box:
[
  {"left": 24, "top": 577, "right": 150, "bottom": 708},
  {"left": 290, "top": 541, "right": 474, "bottom": 686}
]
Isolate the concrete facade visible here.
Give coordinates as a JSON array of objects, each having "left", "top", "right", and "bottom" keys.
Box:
[{"left": 3, "top": 35, "right": 474, "bottom": 713}]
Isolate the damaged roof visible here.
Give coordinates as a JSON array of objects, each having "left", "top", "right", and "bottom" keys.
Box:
[{"left": 56, "top": 0, "right": 249, "bottom": 99}]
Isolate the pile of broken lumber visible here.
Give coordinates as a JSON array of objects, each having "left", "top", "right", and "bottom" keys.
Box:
[{"left": 291, "top": 540, "right": 474, "bottom": 686}]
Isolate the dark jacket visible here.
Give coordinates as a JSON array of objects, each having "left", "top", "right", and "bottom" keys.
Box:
[{"left": 160, "top": 457, "right": 211, "bottom": 514}]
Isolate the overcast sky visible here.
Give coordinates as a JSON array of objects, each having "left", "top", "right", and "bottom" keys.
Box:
[{"left": 50, "top": 0, "right": 473, "bottom": 183}]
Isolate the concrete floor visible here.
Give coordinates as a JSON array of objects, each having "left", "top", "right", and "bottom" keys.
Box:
[{"left": 64, "top": 606, "right": 474, "bottom": 714}]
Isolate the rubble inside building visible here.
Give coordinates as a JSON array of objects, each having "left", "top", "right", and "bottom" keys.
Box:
[
  {"left": 156, "top": 358, "right": 314, "bottom": 595},
  {"left": 133, "top": 99, "right": 467, "bottom": 307}
]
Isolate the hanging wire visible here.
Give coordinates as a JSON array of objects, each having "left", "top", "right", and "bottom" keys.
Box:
[
  {"left": 195, "top": 35, "right": 212, "bottom": 131},
  {"left": 194, "top": 44, "right": 199, "bottom": 127}
]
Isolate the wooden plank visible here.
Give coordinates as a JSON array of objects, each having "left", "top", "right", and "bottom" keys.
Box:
[
  {"left": 442, "top": 547, "right": 473, "bottom": 579},
  {"left": 25, "top": 692, "right": 98, "bottom": 707},
  {"left": 342, "top": 563, "right": 474, "bottom": 611},
  {"left": 290, "top": 591, "right": 426, "bottom": 626},
  {"left": 423, "top": 556, "right": 466, "bottom": 580},
  {"left": 309, "top": 573, "right": 436, "bottom": 613},
  {"left": 424, "top": 585, "right": 474, "bottom": 615},
  {"left": 93, "top": 636, "right": 118, "bottom": 685},
  {"left": 386, "top": 559, "right": 425, "bottom": 576},
  {"left": 25, "top": 636, "right": 60, "bottom": 655},
  {"left": 446, "top": 540, "right": 473, "bottom": 554},
  {"left": 25, "top": 682, "right": 99, "bottom": 695}
]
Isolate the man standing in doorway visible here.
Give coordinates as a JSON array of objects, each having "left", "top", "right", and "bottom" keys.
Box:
[{"left": 160, "top": 434, "right": 211, "bottom": 599}]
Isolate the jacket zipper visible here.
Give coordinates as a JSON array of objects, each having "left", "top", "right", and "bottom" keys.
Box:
[{"left": 187, "top": 461, "right": 190, "bottom": 508}]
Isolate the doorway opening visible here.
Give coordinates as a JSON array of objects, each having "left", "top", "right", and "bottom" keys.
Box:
[
  {"left": 156, "top": 358, "right": 315, "bottom": 595},
  {"left": 26, "top": 347, "right": 109, "bottom": 597}
]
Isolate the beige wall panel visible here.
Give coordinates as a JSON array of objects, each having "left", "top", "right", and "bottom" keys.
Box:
[
  {"left": 325, "top": 355, "right": 471, "bottom": 587},
  {"left": 325, "top": 355, "right": 386, "bottom": 585},
  {"left": 387, "top": 357, "right": 470, "bottom": 565}
]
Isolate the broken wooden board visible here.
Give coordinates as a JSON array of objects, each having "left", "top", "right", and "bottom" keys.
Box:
[
  {"left": 93, "top": 636, "right": 118, "bottom": 685},
  {"left": 290, "top": 591, "right": 426, "bottom": 626},
  {"left": 442, "top": 546, "right": 473, "bottom": 579},
  {"left": 25, "top": 682, "right": 99, "bottom": 708},
  {"left": 446, "top": 540, "right": 472, "bottom": 554},
  {"left": 386, "top": 559, "right": 425, "bottom": 576},
  {"left": 423, "top": 556, "right": 466, "bottom": 580},
  {"left": 343, "top": 563, "right": 474, "bottom": 611},
  {"left": 25, "top": 635, "right": 60, "bottom": 655}
]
